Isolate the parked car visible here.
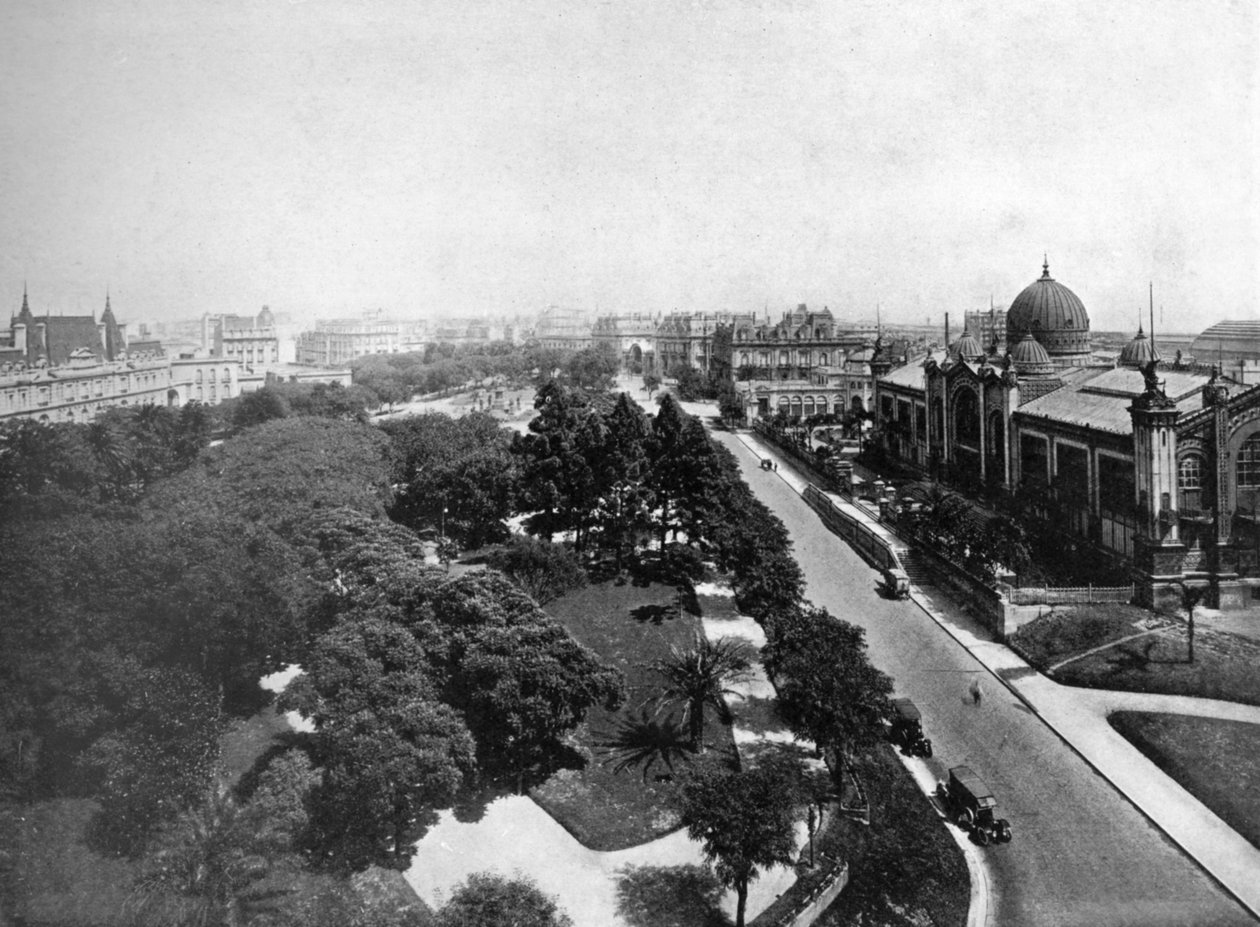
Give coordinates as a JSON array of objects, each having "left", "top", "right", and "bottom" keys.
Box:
[
  {"left": 936, "top": 765, "right": 1012, "bottom": 845},
  {"left": 882, "top": 567, "right": 910, "bottom": 599},
  {"left": 889, "top": 698, "right": 932, "bottom": 757}
]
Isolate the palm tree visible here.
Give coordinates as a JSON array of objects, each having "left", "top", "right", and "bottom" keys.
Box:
[
  {"left": 85, "top": 420, "right": 133, "bottom": 497},
  {"left": 132, "top": 789, "right": 271, "bottom": 927},
  {"left": 651, "top": 633, "right": 754, "bottom": 753},
  {"left": 597, "top": 707, "right": 692, "bottom": 781}
]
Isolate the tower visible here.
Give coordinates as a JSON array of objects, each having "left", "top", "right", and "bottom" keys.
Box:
[{"left": 1128, "top": 366, "right": 1183, "bottom": 607}]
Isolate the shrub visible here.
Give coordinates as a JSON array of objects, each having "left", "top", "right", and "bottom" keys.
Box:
[{"left": 486, "top": 536, "right": 588, "bottom": 604}]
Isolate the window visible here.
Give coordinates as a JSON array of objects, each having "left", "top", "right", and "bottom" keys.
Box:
[
  {"left": 1178, "top": 455, "right": 1203, "bottom": 491},
  {"left": 953, "top": 389, "right": 980, "bottom": 445},
  {"left": 1239, "top": 435, "right": 1260, "bottom": 489}
]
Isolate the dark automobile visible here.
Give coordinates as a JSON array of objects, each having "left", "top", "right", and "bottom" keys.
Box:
[
  {"left": 889, "top": 698, "right": 932, "bottom": 757},
  {"left": 936, "top": 765, "right": 1012, "bottom": 845}
]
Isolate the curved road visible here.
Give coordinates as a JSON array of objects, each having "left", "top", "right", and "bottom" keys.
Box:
[{"left": 713, "top": 430, "right": 1254, "bottom": 927}]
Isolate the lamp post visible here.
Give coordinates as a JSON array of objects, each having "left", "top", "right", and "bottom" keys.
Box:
[{"left": 612, "top": 481, "right": 629, "bottom": 575}]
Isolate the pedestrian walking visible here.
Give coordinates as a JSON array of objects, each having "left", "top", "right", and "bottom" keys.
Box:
[{"left": 969, "top": 677, "right": 983, "bottom": 706}]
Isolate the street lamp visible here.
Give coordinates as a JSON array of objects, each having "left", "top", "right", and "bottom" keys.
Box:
[
  {"left": 440, "top": 505, "right": 448, "bottom": 540},
  {"left": 612, "top": 481, "right": 629, "bottom": 575}
]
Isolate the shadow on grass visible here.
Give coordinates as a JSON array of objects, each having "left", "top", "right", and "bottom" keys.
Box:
[
  {"left": 615, "top": 864, "right": 729, "bottom": 927},
  {"left": 632, "top": 603, "right": 678, "bottom": 625}
]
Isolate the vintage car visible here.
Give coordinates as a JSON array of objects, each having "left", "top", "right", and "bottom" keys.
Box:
[
  {"left": 882, "top": 567, "right": 911, "bottom": 599},
  {"left": 936, "top": 765, "right": 1012, "bottom": 845},
  {"left": 759, "top": 458, "right": 775, "bottom": 471},
  {"left": 889, "top": 697, "right": 932, "bottom": 757}
]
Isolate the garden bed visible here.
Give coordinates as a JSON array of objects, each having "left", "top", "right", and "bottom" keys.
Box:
[
  {"left": 1012, "top": 605, "right": 1260, "bottom": 705},
  {"left": 813, "top": 745, "right": 968, "bottom": 927},
  {"left": 1109, "top": 711, "right": 1260, "bottom": 851},
  {"left": 531, "top": 578, "right": 740, "bottom": 851}
]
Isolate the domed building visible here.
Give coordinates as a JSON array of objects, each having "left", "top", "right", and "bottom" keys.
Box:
[
  {"left": 871, "top": 258, "right": 1260, "bottom": 614},
  {"left": 1118, "top": 325, "right": 1161, "bottom": 369},
  {"left": 1005, "top": 259, "right": 1092, "bottom": 365}
]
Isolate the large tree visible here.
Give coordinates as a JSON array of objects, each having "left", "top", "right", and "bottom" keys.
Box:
[
  {"left": 383, "top": 412, "right": 519, "bottom": 548},
  {"left": 762, "top": 606, "right": 894, "bottom": 783},
  {"left": 281, "top": 618, "right": 476, "bottom": 871},
  {"left": 676, "top": 755, "right": 803, "bottom": 927},
  {"left": 513, "top": 381, "right": 606, "bottom": 547},
  {"left": 435, "top": 873, "right": 573, "bottom": 927}
]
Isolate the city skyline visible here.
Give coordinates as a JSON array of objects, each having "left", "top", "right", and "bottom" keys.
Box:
[{"left": 1, "top": 0, "right": 1256, "bottom": 333}]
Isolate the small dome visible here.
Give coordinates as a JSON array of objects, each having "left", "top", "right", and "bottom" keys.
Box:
[
  {"left": 1010, "top": 332, "right": 1054, "bottom": 376},
  {"left": 1006, "top": 259, "right": 1091, "bottom": 362},
  {"left": 256, "top": 305, "right": 275, "bottom": 327},
  {"left": 950, "top": 330, "right": 985, "bottom": 363},
  {"left": 1118, "top": 326, "right": 1162, "bottom": 368}
]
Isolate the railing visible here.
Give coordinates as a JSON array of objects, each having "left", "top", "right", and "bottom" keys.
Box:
[{"left": 1006, "top": 584, "right": 1135, "bottom": 606}]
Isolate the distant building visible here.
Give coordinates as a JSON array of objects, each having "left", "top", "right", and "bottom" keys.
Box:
[
  {"left": 592, "top": 313, "right": 659, "bottom": 372},
  {"left": 1189, "top": 320, "right": 1260, "bottom": 367},
  {"left": 297, "top": 313, "right": 402, "bottom": 365},
  {"left": 0, "top": 289, "right": 241, "bottom": 422},
  {"left": 533, "top": 306, "right": 593, "bottom": 352},
  {"left": 201, "top": 306, "right": 281, "bottom": 369},
  {"left": 730, "top": 304, "right": 879, "bottom": 422},
  {"left": 656, "top": 312, "right": 751, "bottom": 377}
]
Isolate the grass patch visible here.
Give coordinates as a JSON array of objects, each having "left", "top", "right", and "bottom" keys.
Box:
[
  {"left": 1031, "top": 622, "right": 1260, "bottom": 706},
  {"left": 1008, "top": 603, "right": 1157, "bottom": 665},
  {"left": 532, "top": 578, "right": 741, "bottom": 851},
  {"left": 815, "top": 746, "right": 968, "bottom": 927},
  {"left": 1109, "top": 711, "right": 1260, "bottom": 851}
]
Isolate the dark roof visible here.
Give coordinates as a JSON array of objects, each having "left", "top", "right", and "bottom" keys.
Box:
[{"left": 40, "top": 316, "right": 106, "bottom": 366}]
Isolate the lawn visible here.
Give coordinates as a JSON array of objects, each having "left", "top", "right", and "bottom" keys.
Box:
[
  {"left": 531, "top": 577, "right": 741, "bottom": 851},
  {"left": 1009, "top": 605, "right": 1260, "bottom": 706},
  {"left": 1109, "top": 711, "right": 1260, "bottom": 851}
]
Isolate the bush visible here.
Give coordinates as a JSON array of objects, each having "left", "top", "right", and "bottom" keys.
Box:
[{"left": 486, "top": 536, "right": 588, "bottom": 604}]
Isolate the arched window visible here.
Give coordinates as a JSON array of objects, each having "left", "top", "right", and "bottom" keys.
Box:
[
  {"left": 819, "top": 353, "right": 829, "bottom": 366},
  {"left": 739, "top": 352, "right": 749, "bottom": 367},
  {"left": 953, "top": 389, "right": 981, "bottom": 445},
  {"left": 1238, "top": 435, "right": 1260, "bottom": 489},
  {"left": 779, "top": 351, "right": 789, "bottom": 366}
]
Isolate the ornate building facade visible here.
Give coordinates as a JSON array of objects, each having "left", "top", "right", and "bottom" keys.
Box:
[
  {"left": 1, "top": 291, "right": 241, "bottom": 423},
  {"left": 730, "top": 305, "right": 878, "bottom": 423},
  {"left": 873, "top": 260, "right": 1260, "bottom": 608}
]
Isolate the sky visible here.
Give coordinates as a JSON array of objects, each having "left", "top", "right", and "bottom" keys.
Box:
[{"left": 1, "top": 0, "right": 1256, "bottom": 333}]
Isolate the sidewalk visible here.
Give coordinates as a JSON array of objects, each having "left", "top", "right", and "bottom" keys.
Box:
[{"left": 737, "top": 429, "right": 1260, "bottom": 921}]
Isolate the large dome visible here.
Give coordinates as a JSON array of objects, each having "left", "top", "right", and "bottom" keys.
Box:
[{"left": 1005, "top": 259, "right": 1091, "bottom": 363}]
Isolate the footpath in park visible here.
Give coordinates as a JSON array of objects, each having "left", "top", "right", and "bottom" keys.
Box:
[{"left": 737, "top": 429, "right": 1260, "bottom": 922}]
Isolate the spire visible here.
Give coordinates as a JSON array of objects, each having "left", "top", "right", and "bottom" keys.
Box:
[
  {"left": 1149, "top": 281, "right": 1156, "bottom": 358},
  {"left": 1041, "top": 254, "right": 1051, "bottom": 280}
]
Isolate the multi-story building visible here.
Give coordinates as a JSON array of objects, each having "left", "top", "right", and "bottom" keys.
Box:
[
  {"left": 201, "top": 306, "right": 281, "bottom": 369},
  {"left": 655, "top": 312, "right": 753, "bottom": 377},
  {"left": 730, "top": 304, "right": 879, "bottom": 422},
  {"left": 592, "top": 313, "right": 659, "bottom": 372},
  {"left": 0, "top": 290, "right": 242, "bottom": 423},
  {"left": 533, "top": 306, "right": 593, "bottom": 352},
  {"left": 296, "top": 313, "right": 402, "bottom": 365}
]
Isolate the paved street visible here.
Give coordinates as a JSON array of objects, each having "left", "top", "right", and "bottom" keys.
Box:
[{"left": 711, "top": 429, "right": 1255, "bottom": 927}]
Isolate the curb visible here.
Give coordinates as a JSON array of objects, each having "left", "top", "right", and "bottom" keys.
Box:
[{"left": 731, "top": 429, "right": 1260, "bottom": 924}]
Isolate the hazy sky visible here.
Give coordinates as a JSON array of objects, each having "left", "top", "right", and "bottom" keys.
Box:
[{"left": 1, "top": 0, "right": 1256, "bottom": 332}]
